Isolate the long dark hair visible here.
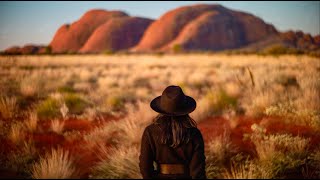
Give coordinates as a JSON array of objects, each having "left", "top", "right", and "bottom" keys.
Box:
[{"left": 153, "top": 114, "right": 197, "bottom": 148}]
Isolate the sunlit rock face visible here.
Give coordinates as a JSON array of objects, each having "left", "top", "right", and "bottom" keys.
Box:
[{"left": 132, "top": 4, "right": 278, "bottom": 52}]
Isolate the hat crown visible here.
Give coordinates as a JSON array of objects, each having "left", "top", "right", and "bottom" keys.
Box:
[
  {"left": 162, "top": 85, "right": 183, "bottom": 97},
  {"left": 150, "top": 85, "right": 196, "bottom": 116},
  {"left": 160, "top": 86, "right": 186, "bottom": 113}
]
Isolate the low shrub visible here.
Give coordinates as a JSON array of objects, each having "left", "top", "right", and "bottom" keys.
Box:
[
  {"left": 45, "top": 46, "right": 52, "bottom": 54},
  {"left": 191, "top": 89, "right": 238, "bottom": 121},
  {"left": 57, "top": 86, "right": 76, "bottom": 94},
  {"left": 105, "top": 96, "right": 124, "bottom": 112},
  {"left": 103, "top": 49, "right": 114, "bottom": 55},
  {"left": 172, "top": 44, "right": 183, "bottom": 53},
  {"left": 205, "top": 89, "right": 237, "bottom": 115},
  {"left": 274, "top": 74, "right": 299, "bottom": 88},
  {"left": 36, "top": 98, "right": 61, "bottom": 120},
  {"left": 63, "top": 93, "right": 88, "bottom": 115},
  {"left": 249, "top": 125, "right": 311, "bottom": 178},
  {"left": 265, "top": 101, "right": 320, "bottom": 130}
]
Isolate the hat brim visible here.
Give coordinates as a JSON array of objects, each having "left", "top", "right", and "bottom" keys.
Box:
[{"left": 150, "top": 96, "right": 196, "bottom": 116}]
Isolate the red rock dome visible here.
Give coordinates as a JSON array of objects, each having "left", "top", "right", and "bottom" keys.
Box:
[
  {"left": 50, "top": 9, "right": 128, "bottom": 53},
  {"left": 132, "top": 4, "right": 278, "bottom": 52},
  {"left": 80, "top": 17, "right": 153, "bottom": 53}
]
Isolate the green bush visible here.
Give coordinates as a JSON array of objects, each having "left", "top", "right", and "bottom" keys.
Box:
[
  {"left": 307, "top": 49, "right": 320, "bottom": 57},
  {"left": 58, "top": 86, "right": 76, "bottom": 94},
  {"left": 263, "top": 44, "right": 288, "bottom": 55},
  {"left": 205, "top": 89, "right": 238, "bottom": 115},
  {"left": 45, "top": 46, "right": 52, "bottom": 54},
  {"left": 193, "top": 89, "right": 239, "bottom": 120},
  {"left": 172, "top": 44, "right": 183, "bottom": 53},
  {"left": 261, "top": 44, "right": 308, "bottom": 56},
  {"left": 36, "top": 98, "right": 61, "bottom": 120},
  {"left": 103, "top": 49, "right": 114, "bottom": 55},
  {"left": 67, "top": 51, "right": 76, "bottom": 55},
  {"left": 286, "top": 47, "right": 304, "bottom": 55},
  {"left": 274, "top": 74, "right": 299, "bottom": 88},
  {"left": 64, "top": 93, "right": 88, "bottom": 115},
  {"left": 155, "top": 52, "right": 164, "bottom": 57},
  {"left": 105, "top": 96, "right": 124, "bottom": 111}
]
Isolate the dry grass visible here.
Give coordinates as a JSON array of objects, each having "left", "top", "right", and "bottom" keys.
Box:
[
  {"left": 0, "top": 96, "right": 17, "bottom": 119},
  {"left": 251, "top": 123, "right": 310, "bottom": 161},
  {"left": 31, "top": 148, "right": 78, "bottom": 179},
  {"left": 223, "top": 160, "right": 257, "bottom": 179},
  {"left": 1, "top": 54, "right": 318, "bottom": 121},
  {"left": 90, "top": 145, "right": 141, "bottom": 179},
  {"left": 205, "top": 130, "right": 236, "bottom": 178},
  {"left": 266, "top": 101, "right": 320, "bottom": 130},
  {"left": 9, "top": 122, "right": 25, "bottom": 144},
  {"left": 83, "top": 121, "right": 116, "bottom": 145},
  {"left": 50, "top": 119, "right": 65, "bottom": 134},
  {"left": 4, "top": 139, "right": 38, "bottom": 175},
  {"left": 244, "top": 90, "right": 277, "bottom": 117},
  {"left": 111, "top": 101, "right": 156, "bottom": 146},
  {"left": 84, "top": 101, "right": 155, "bottom": 149},
  {"left": 222, "top": 157, "right": 274, "bottom": 179},
  {"left": 19, "top": 76, "right": 41, "bottom": 97},
  {"left": 206, "top": 130, "right": 236, "bottom": 163},
  {"left": 0, "top": 54, "right": 319, "bottom": 178},
  {"left": 24, "top": 112, "right": 38, "bottom": 132}
]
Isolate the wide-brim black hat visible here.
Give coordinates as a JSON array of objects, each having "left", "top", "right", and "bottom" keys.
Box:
[{"left": 150, "top": 85, "right": 196, "bottom": 116}]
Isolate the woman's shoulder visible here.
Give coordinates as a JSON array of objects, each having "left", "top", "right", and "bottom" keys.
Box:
[
  {"left": 144, "top": 122, "right": 161, "bottom": 133},
  {"left": 189, "top": 127, "right": 203, "bottom": 137}
]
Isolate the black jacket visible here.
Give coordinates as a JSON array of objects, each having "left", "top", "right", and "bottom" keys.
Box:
[{"left": 139, "top": 123, "right": 206, "bottom": 179}]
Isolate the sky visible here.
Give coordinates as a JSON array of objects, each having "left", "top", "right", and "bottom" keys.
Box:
[{"left": 0, "top": 1, "right": 319, "bottom": 51}]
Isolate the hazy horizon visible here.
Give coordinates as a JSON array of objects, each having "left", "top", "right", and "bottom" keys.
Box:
[{"left": 0, "top": 1, "right": 319, "bottom": 51}]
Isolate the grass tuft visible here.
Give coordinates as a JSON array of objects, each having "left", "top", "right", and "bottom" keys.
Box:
[{"left": 31, "top": 148, "right": 78, "bottom": 179}]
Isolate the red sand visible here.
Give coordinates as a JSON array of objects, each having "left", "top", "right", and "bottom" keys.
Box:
[
  {"left": 63, "top": 118, "right": 93, "bottom": 132},
  {"left": 198, "top": 116, "right": 261, "bottom": 157},
  {"left": 1, "top": 115, "right": 319, "bottom": 178},
  {"left": 198, "top": 115, "right": 320, "bottom": 157}
]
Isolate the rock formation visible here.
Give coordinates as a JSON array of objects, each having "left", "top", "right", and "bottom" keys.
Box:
[
  {"left": 132, "top": 4, "right": 278, "bottom": 52},
  {"left": 50, "top": 9, "right": 128, "bottom": 53},
  {"left": 80, "top": 17, "right": 153, "bottom": 53}
]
